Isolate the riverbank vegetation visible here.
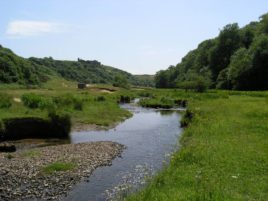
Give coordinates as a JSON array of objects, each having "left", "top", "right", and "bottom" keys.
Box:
[
  {"left": 126, "top": 90, "right": 268, "bottom": 201},
  {"left": 0, "top": 79, "right": 131, "bottom": 121},
  {"left": 0, "top": 77, "right": 267, "bottom": 200}
]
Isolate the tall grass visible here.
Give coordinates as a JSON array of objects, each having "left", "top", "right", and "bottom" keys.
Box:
[{"left": 0, "top": 93, "right": 12, "bottom": 108}]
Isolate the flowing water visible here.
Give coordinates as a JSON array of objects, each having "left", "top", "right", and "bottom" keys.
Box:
[{"left": 64, "top": 103, "right": 183, "bottom": 201}]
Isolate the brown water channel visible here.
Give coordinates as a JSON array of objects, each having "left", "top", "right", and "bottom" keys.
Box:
[{"left": 63, "top": 103, "right": 183, "bottom": 201}]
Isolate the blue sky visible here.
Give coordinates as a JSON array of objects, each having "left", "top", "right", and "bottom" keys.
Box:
[{"left": 0, "top": 0, "right": 267, "bottom": 74}]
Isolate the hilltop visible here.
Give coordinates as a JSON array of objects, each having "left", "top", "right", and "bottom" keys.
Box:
[{"left": 0, "top": 45, "right": 154, "bottom": 87}]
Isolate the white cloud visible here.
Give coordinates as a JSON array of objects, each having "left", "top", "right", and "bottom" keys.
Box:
[{"left": 6, "top": 20, "right": 65, "bottom": 37}]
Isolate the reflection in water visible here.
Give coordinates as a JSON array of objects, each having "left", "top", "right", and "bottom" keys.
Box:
[
  {"left": 157, "top": 110, "right": 176, "bottom": 116},
  {"left": 64, "top": 105, "right": 183, "bottom": 201}
]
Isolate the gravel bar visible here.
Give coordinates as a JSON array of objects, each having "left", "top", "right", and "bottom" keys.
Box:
[{"left": 0, "top": 142, "right": 124, "bottom": 201}]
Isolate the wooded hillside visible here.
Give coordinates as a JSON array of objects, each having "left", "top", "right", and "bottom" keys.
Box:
[{"left": 155, "top": 13, "right": 268, "bottom": 90}]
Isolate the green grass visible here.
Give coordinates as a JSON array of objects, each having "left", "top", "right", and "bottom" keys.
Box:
[
  {"left": 1, "top": 80, "right": 267, "bottom": 200},
  {"left": 22, "top": 150, "right": 41, "bottom": 158},
  {"left": 126, "top": 91, "right": 268, "bottom": 201},
  {"left": 0, "top": 78, "right": 132, "bottom": 128},
  {"left": 42, "top": 162, "right": 76, "bottom": 174}
]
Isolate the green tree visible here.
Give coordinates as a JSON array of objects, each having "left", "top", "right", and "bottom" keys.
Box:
[
  {"left": 248, "top": 35, "right": 268, "bottom": 90},
  {"left": 209, "top": 23, "right": 241, "bottom": 82},
  {"left": 113, "top": 75, "right": 129, "bottom": 88},
  {"left": 155, "top": 70, "right": 169, "bottom": 88},
  {"left": 228, "top": 48, "right": 252, "bottom": 90}
]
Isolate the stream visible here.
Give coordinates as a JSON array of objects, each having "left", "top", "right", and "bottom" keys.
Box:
[{"left": 64, "top": 103, "right": 183, "bottom": 201}]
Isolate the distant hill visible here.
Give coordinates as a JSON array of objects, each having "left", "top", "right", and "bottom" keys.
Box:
[
  {"left": 155, "top": 13, "right": 268, "bottom": 90},
  {"left": 0, "top": 45, "right": 154, "bottom": 87}
]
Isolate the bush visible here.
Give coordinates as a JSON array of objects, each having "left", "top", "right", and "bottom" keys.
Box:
[
  {"left": 53, "top": 94, "right": 83, "bottom": 111},
  {"left": 138, "top": 92, "right": 154, "bottom": 98},
  {"left": 95, "top": 96, "right": 106, "bottom": 102},
  {"left": 21, "top": 93, "right": 54, "bottom": 109},
  {"left": 52, "top": 94, "right": 75, "bottom": 107},
  {"left": 180, "top": 110, "right": 194, "bottom": 127},
  {"left": 139, "top": 97, "right": 174, "bottom": 109},
  {"left": 177, "top": 78, "right": 208, "bottom": 93},
  {"left": 73, "top": 99, "right": 83, "bottom": 111},
  {"left": 0, "top": 93, "right": 12, "bottom": 108},
  {"left": 48, "top": 111, "right": 71, "bottom": 135},
  {"left": 119, "top": 95, "right": 131, "bottom": 103},
  {"left": 113, "top": 75, "right": 130, "bottom": 89}
]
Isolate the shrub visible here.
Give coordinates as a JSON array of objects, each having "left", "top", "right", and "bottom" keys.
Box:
[
  {"left": 48, "top": 111, "right": 71, "bottom": 135},
  {"left": 180, "top": 110, "right": 194, "bottom": 128},
  {"left": 0, "top": 93, "right": 12, "bottom": 108},
  {"left": 95, "top": 96, "right": 106, "bottom": 102},
  {"left": 139, "top": 97, "right": 174, "bottom": 109},
  {"left": 52, "top": 94, "right": 75, "bottom": 107},
  {"left": 138, "top": 92, "right": 154, "bottom": 98},
  {"left": 53, "top": 94, "right": 83, "bottom": 111},
  {"left": 177, "top": 77, "right": 209, "bottom": 93},
  {"left": 21, "top": 93, "right": 54, "bottom": 109},
  {"left": 1, "top": 116, "right": 71, "bottom": 140},
  {"left": 73, "top": 99, "right": 83, "bottom": 111},
  {"left": 113, "top": 75, "right": 130, "bottom": 89},
  {"left": 119, "top": 95, "right": 131, "bottom": 103}
]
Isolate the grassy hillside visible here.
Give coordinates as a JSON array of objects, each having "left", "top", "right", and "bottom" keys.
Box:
[{"left": 0, "top": 45, "right": 154, "bottom": 87}]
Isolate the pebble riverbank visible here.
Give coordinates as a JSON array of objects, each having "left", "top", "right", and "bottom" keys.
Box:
[{"left": 0, "top": 142, "right": 124, "bottom": 201}]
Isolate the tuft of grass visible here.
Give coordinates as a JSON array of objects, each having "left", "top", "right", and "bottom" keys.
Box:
[
  {"left": 22, "top": 150, "right": 41, "bottom": 158},
  {"left": 5, "top": 154, "right": 14, "bottom": 159},
  {"left": 42, "top": 162, "right": 76, "bottom": 174}
]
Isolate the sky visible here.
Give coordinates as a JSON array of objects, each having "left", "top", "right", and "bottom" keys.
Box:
[{"left": 0, "top": 0, "right": 267, "bottom": 74}]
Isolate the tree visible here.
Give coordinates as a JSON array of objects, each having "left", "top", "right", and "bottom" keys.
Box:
[
  {"left": 248, "top": 35, "right": 268, "bottom": 90},
  {"left": 209, "top": 23, "right": 241, "bottom": 82},
  {"left": 228, "top": 48, "right": 252, "bottom": 90},
  {"left": 259, "top": 13, "right": 268, "bottom": 34},
  {"left": 113, "top": 75, "right": 129, "bottom": 88},
  {"left": 155, "top": 70, "right": 169, "bottom": 88},
  {"left": 216, "top": 68, "right": 230, "bottom": 89}
]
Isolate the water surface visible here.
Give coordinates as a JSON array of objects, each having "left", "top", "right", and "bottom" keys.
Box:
[{"left": 64, "top": 103, "right": 183, "bottom": 201}]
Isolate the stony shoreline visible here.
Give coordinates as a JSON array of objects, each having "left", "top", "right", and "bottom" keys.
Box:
[{"left": 0, "top": 142, "right": 124, "bottom": 201}]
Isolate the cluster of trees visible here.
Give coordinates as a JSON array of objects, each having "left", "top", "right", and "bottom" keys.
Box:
[
  {"left": 0, "top": 46, "right": 51, "bottom": 85},
  {"left": 155, "top": 13, "right": 268, "bottom": 91},
  {"left": 0, "top": 46, "right": 154, "bottom": 87}
]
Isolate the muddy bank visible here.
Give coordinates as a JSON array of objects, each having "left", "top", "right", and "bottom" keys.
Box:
[
  {"left": 0, "top": 115, "right": 71, "bottom": 141},
  {"left": 0, "top": 142, "right": 124, "bottom": 201}
]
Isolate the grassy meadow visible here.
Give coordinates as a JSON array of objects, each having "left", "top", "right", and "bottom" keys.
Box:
[
  {"left": 0, "top": 78, "right": 267, "bottom": 200},
  {"left": 126, "top": 90, "right": 268, "bottom": 201},
  {"left": 0, "top": 78, "right": 132, "bottom": 128}
]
